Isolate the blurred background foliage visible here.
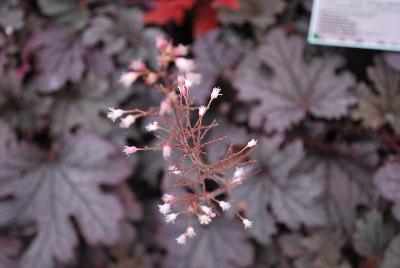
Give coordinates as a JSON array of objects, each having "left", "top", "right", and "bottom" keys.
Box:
[{"left": 0, "top": 0, "right": 400, "bottom": 267}]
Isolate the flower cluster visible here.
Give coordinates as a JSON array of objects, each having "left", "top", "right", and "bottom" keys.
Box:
[{"left": 108, "top": 35, "right": 256, "bottom": 244}]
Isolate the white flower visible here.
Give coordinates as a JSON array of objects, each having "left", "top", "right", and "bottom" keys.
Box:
[
  {"left": 198, "top": 214, "right": 212, "bottom": 225},
  {"left": 119, "top": 71, "right": 140, "bottom": 87},
  {"left": 158, "top": 203, "right": 171, "bottom": 215},
  {"left": 218, "top": 201, "right": 231, "bottom": 211},
  {"left": 156, "top": 35, "right": 167, "bottom": 49},
  {"left": 123, "top": 146, "right": 139, "bottom": 155},
  {"left": 129, "top": 59, "right": 145, "bottom": 71},
  {"left": 242, "top": 218, "right": 253, "bottom": 229},
  {"left": 174, "top": 44, "right": 189, "bottom": 56},
  {"left": 211, "top": 87, "right": 222, "bottom": 100},
  {"left": 234, "top": 167, "right": 245, "bottom": 178},
  {"left": 168, "top": 165, "right": 182, "bottom": 175},
  {"left": 232, "top": 167, "right": 246, "bottom": 184},
  {"left": 145, "top": 72, "right": 158, "bottom": 85},
  {"left": 160, "top": 99, "right": 172, "bottom": 115},
  {"left": 177, "top": 75, "right": 188, "bottom": 97},
  {"left": 176, "top": 233, "right": 187, "bottom": 244},
  {"left": 162, "top": 194, "right": 175, "bottom": 203},
  {"left": 200, "top": 205, "right": 212, "bottom": 215},
  {"left": 186, "top": 226, "right": 196, "bottom": 237},
  {"left": 163, "top": 145, "right": 172, "bottom": 159},
  {"left": 107, "top": 108, "right": 125, "bottom": 122},
  {"left": 145, "top": 121, "right": 159, "bottom": 132},
  {"left": 199, "top": 106, "right": 207, "bottom": 116},
  {"left": 165, "top": 213, "right": 179, "bottom": 224},
  {"left": 246, "top": 139, "right": 258, "bottom": 148},
  {"left": 175, "top": 58, "right": 195, "bottom": 73},
  {"left": 4, "top": 26, "right": 13, "bottom": 36},
  {"left": 186, "top": 72, "right": 201, "bottom": 86},
  {"left": 119, "top": 115, "right": 137, "bottom": 128}
]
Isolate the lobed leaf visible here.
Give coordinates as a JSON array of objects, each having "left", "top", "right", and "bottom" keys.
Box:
[
  {"left": 0, "top": 123, "right": 132, "bottom": 268},
  {"left": 352, "top": 57, "right": 400, "bottom": 133},
  {"left": 162, "top": 217, "right": 254, "bottom": 268},
  {"left": 375, "top": 162, "right": 400, "bottom": 221},
  {"left": 300, "top": 141, "right": 378, "bottom": 242},
  {"left": 235, "top": 137, "right": 326, "bottom": 244},
  {"left": 37, "top": 0, "right": 89, "bottom": 29},
  {"left": 381, "top": 235, "right": 400, "bottom": 268},
  {"left": 0, "top": 0, "right": 24, "bottom": 31},
  {"left": 23, "top": 27, "right": 85, "bottom": 92},
  {"left": 234, "top": 29, "right": 356, "bottom": 132},
  {"left": 50, "top": 75, "right": 127, "bottom": 137},
  {"left": 353, "top": 210, "right": 397, "bottom": 259},
  {"left": 192, "top": 29, "right": 246, "bottom": 104}
]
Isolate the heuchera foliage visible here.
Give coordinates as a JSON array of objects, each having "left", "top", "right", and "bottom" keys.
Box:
[{"left": 0, "top": 0, "right": 400, "bottom": 267}]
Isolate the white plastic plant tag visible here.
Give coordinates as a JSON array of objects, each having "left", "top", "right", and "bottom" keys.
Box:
[{"left": 308, "top": 0, "right": 400, "bottom": 52}]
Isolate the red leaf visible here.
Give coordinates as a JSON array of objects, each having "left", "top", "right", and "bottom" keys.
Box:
[
  {"left": 213, "top": 0, "right": 240, "bottom": 9},
  {"left": 143, "top": 0, "right": 196, "bottom": 25},
  {"left": 193, "top": 0, "right": 218, "bottom": 36}
]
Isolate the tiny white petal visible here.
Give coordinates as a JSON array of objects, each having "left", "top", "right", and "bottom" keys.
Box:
[
  {"left": 165, "top": 213, "right": 178, "bottom": 224},
  {"left": 162, "top": 194, "right": 175, "bottom": 203},
  {"left": 186, "top": 72, "right": 201, "bottom": 86},
  {"left": 176, "top": 234, "right": 187, "bottom": 244},
  {"left": 119, "top": 71, "right": 140, "bottom": 87},
  {"left": 123, "top": 146, "right": 139, "bottom": 155},
  {"left": 218, "top": 201, "right": 231, "bottom": 211},
  {"left": 119, "top": 115, "right": 137, "bottom": 128},
  {"left": 163, "top": 145, "right": 172, "bottom": 159},
  {"left": 174, "top": 44, "right": 189, "bottom": 56},
  {"left": 145, "top": 121, "right": 159, "bottom": 132},
  {"left": 246, "top": 139, "right": 258, "bottom": 148},
  {"left": 200, "top": 205, "right": 212, "bottom": 215},
  {"left": 186, "top": 226, "right": 196, "bottom": 237},
  {"left": 158, "top": 203, "right": 171, "bottom": 215},
  {"left": 129, "top": 59, "right": 145, "bottom": 71},
  {"left": 234, "top": 167, "right": 245, "bottom": 178},
  {"left": 168, "top": 165, "right": 182, "bottom": 175},
  {"left": 175, "top": 58, "right": 195, "bottom": 73},
  {"left": 211, "top": 87, "right": 222, "bottom": 100},
  {"left": 242, "top": 218, "right": 253, "bottom": 229},
  {"left": 107, "top": 108, "right": 124, "bottom": 122},
  {"left": 198, "top": 214, "right": 212, "bottom": 225},
  {"left": 199, "top": 106, "right": 207, "bottom": 116}
]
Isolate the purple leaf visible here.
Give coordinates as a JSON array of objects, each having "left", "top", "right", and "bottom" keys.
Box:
[
  {"left": 0, "top": 0, "right": 24, "bottom": 31},
  {"left": 293, "top": 234, "right": 351, "bottom": 268},
  {"left": 301, "top": 141, "right": 378, "bottom": 242},
  {"left": 0, "top": 72, "right": 51, "bottom": 131},
  {"left": 82, "top": 16, "right": 126, "bottom": 56},
  {"left": 352, "top": 210, "right": 397, "bottom": 258},
  {"left": 23, "top": 27, "right": 85, "bottom": 92},
  {"left": 85, "top": 49, "right": 114, "bottom": 77},
  {"left": 50, "top": 75, "right": 125, "bottom": 137},
  {"left": 236, "top": 137, "right": 326, "bottom": 244},
  {"left": 382, "top": 235, "right": 400, "bottom": 268},
  {"left": 0, "top": 236, "right": 20, "bottom": 268},
  {"left": 0, "top": 124, "right": 132, "bottom": 268},
  {"left": 191, "top": 29, "right": 246, "bottom": 104},
  {"left": 162, "top": 217, "right": 254, "bottom": 268},
  {"left": 37, "top": 0, "right": 89, "bottom": 29},
  {"left": 111, "top": 8, "right": 161, "bottom": 66},
  {"left": 234, "top": 29, "right": 356, "bottom": 132},
  {"left": 352, "top": 57, "right": 400, "bottom": 133},
  {"left": 375, "top": 162, "right": 400, "bottom": 221}
]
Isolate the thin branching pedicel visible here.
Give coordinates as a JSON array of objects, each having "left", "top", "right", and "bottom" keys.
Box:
[{"left": 108, "top": 35, "right": 257, "bottom": 244}]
